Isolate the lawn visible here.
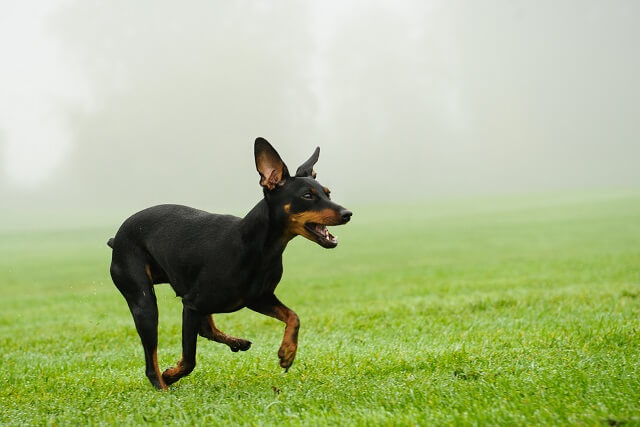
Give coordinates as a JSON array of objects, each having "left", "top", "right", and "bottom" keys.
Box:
[{"left": 1, "top": 192, "right": 639, "bottom": 425}]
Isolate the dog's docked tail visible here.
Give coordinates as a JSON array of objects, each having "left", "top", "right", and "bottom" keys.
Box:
[{"left": 107, "top": 238, "right": 115, "bottom": 248}]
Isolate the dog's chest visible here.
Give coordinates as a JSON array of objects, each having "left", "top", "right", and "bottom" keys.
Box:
[
  {"left": 187, "top": 259, "right": 283, "bottom": 313},
  {"left": 243, "top": 261, "right": 283, "bottom": 298}
]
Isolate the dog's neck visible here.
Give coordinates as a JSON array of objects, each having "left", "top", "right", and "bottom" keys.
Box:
[{"left": 241, "top": 199, "right": 290, "bottom": 255}]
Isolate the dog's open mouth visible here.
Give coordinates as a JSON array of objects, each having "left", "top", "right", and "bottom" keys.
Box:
[{"left": 304, "top": 222, "right": 338, "bottom": 248}]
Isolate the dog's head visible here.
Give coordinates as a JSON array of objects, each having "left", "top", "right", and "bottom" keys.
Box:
[{"left": 254, "top": 137, "right": 352, "bottom": 248}]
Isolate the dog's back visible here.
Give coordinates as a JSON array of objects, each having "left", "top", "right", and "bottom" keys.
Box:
[{"left": 110, "top": 204, "right": 242, "bottom": 294}]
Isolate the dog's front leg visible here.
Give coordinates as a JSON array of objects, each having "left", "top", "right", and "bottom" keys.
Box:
[{"left": 248, "top": 294, "right": 300, "bottom": 371}]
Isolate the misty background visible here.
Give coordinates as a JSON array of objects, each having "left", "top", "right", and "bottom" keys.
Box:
[{"left": 1, "top": 1, "right": 639, "bottom": 230}]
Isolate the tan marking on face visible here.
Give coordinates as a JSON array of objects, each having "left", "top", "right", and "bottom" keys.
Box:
[
  {"left": 283, "top": 208, "right": 342, "bottom": 243},
  {"left": 323, "top": 187, "right": 331, "bottom": 196}
]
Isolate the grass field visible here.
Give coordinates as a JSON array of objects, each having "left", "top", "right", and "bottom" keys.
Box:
[{"left": 1, "top": 192, "right": 639, "bottom": 425}]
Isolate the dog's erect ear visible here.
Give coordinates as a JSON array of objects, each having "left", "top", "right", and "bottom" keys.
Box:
[
  {"left": 295, "top": 146, "right": 320, "bottom": 179},
  {"left": 255, "top": 137, "right": 290, "bottom": 190}
]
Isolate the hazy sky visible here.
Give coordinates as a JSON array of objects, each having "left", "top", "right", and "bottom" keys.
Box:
[{"left": 1, "top": 1, "right": 639, "bottom": 224}]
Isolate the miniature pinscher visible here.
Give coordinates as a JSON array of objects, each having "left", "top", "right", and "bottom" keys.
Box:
[{"left": 107, "top": 138, "right": 352, "bottom": 389}]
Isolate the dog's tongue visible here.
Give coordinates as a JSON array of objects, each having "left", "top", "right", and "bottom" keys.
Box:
[{"left": 315, "top": 224, "right": 337, "bottom": 243}]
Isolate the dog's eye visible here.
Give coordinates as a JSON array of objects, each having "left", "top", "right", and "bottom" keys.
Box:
[{"left": 302, "top": 192, "right": 313, "bottom": 200}]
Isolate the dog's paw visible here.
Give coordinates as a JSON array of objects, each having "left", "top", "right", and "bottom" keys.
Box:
[
  {"left": 278, "top": 342, "right": 297, "bottom": 371},
  {"left": 147, "top": 373, "right": 168, "bottom": 390},
  {"left": 228, "top": 338, "right": 252, "bottom": 352},
  {"left": 161, "top": 367, "right": 181, "bottom": 386},
  {"left": 161, "top": 360, "right": 194, "bottom": 386}
]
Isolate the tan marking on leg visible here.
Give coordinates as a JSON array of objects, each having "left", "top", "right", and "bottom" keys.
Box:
[
  {"left": 163, "top": 356, "right": 186, "bottom": 377},
  {"left": 162, "top": 354, "right": 194, "bottom": 385},
  {"left": 208, "top": 315, "right": 222, "bottom": 340},
  {"left": 152, "top": 349, "right": 168, "bottom": 390},
  {"left": 207, "top": 315, "right": 252, "bottom": 351},
  {"left": 144, "top": 264, "right": 153, "bottom": 283}
]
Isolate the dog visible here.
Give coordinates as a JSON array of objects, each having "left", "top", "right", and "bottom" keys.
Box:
[{"left": 107, "top": 137, "right": 352, "bottom": 389}]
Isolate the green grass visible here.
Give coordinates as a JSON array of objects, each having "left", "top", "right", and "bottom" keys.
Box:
[{"left": 1, "top": 192, "right": 639, "bottom": 425}]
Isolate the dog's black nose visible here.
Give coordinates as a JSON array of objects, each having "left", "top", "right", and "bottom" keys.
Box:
[{"left": 341, "top": 210, "right": 353, "bottom": 223}]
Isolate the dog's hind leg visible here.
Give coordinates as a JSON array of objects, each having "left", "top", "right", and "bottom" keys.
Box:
[
  {"left": 162, "top": 306, "right": 202, "bottom": 386},
  {"left": 198, "top": 315, "right": 252, "bottom": 352},
  {"left": 110, "top": 254, "right": 167, "bottom": 390}
]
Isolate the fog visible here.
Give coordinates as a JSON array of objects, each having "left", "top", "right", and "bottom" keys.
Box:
[{"left": 1, "top": 1, "right": 639, "bottom": 228}]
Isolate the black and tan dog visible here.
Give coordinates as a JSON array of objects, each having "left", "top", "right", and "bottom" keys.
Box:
[{"left": 107, "top": 138, "right": 352, "bottom": 389}]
